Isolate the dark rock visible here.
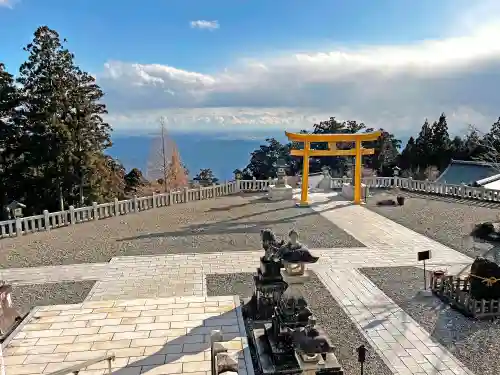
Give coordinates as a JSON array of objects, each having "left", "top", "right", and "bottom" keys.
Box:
[
  {"left": 471, "top": 222, "right": 500, "bottom": 242},
  {"left": 376, "top": 199, "right": 398, "bottom": 206}
]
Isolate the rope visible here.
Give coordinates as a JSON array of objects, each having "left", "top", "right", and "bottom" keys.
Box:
[{"left": 468, "top": 273, "right": 500, "bottom": 287}]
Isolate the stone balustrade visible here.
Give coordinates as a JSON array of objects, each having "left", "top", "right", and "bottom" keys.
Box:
[{"left": 0, "top": 176, "right": 498, "bottom": 239}]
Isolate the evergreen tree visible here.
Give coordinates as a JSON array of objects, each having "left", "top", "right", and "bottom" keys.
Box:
[
  {"left": 245, "top": 138, "right": 299, "bottom": 179},
  {"left": 398, "top": 136, "right": 417, "bottom": 172},
  {"left": 414, "top": 119, "right": 433, "bottom": 169},
  {"left": 366, "top": 129, "right": 401, "bottom": 175},
  {"left": 0, "top": 63, "right": 22, "bottom": 215},
  {"left": 430, "top": 113, "right": 451, "bottom": 170},
  {"left": 17, "top": 26, "right": 112, "bottom": 211},
  {"left": 193, "top": 168, "right": 219, "bottom": 186}
]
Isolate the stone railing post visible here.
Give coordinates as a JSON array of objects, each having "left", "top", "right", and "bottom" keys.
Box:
[
  {"left": 114, "top": 198, "right": 119, "bottom": 215},
  {"left": 212, "top": 183, "right": 216, "bottom": 198},
  {"left": 133, "top": 196, "right": 138, "bottom": 212},
  {"left": 14, "top": 218, "right": 21, "bottom": 237},
  {"left": 92, "top": 202, "right": 98, "bottom": 220},
  {"left": 43, "top": 210, "right": 50, "bottom": 231},
  {"left": 235, "top": 178, "right": 241, "bottom": 193},
  {"left": 69, "top": 206, "right": 75, "bottom": 225},
  {"left": 393, "top": 176, "right": 399, "bottom": 187},
  {"left": 252, "top": 177, "right": 257, "bottom": 191},
  {"left": 152, "top": 192, "right": 157, "bottom": 208},
  {"left": 184, "top": 187, "right": 189, "bottom": 202}
]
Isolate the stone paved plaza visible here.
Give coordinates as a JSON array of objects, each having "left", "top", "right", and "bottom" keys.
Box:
[{"left": 0, "top": 191, "right": 490, "bottom": 375}]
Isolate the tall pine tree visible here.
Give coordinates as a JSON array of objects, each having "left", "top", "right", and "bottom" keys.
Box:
[
  {"left": 0, "top": 63, "right": 22, "bottom": 215},
  {"left": 430, "top": 113, "right": 451, "bottom": 171},
  {"left": 17, "top": 26, "right": 114, "bottom": 211},
  {"left": 414, "top": 119, "right": 433, "bottom": 170}
]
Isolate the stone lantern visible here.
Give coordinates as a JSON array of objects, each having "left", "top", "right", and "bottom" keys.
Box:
[
  {"left": 393, "top": 166, "right": 401, "bottom": 177},
  {"left": 5, "top": 201, "right": 26, "bottom": 220},
  {"left": 275, "top": 158, "right": 288, "bottom": 186},
  {"left": 268, "top": 158, "right": 293, "bottom": 201}
]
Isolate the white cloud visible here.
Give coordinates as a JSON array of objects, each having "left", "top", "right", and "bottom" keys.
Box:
[
  {"left": 99, "top": 3, "right": 500, "bottom": 139},
  {"left": 0, "top": 0, "right": 17, "bottom": 8},
  {"left": 189, "top": 20, "right": 219, "bottom": 30}
]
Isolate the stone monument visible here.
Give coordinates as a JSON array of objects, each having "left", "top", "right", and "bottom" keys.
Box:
[
  {"left": 268, "top": 159, "right": 293, "bottom": 201},
  {"left": 247, "top": 229, "right": 344, "bottom": 375},
  {"left": 244, "top": 229, "right": 288, "bottom": 321},
  {"left": 341, "top": 166, "right": 368, "bottom": 202},
  {"left": 0, "top": 283, "right": 22, "bottom": 340},
  {"left": 316, "top": 166, "right": 332, "bottom": 191}
]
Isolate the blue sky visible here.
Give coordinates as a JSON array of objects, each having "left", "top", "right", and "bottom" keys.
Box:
[{"left": 1, "top": 0, "right": 500, "bottom": 138}]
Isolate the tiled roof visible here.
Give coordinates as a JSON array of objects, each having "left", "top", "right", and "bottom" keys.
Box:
[{"left": 436, "top": 159, "right": 499, "bottom": 185}]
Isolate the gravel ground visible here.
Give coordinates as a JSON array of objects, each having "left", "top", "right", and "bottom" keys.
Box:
[
  {"left": 0, "top": 194, "right": 363, "bottom": 269},
  {"left": 10, "top": 281, "right": 95, "bottom": 316},
  {"left": 206, "top": 272, "right": 392, "bottom": 375},
  {"left": 366, "top": 190, "right": 500, "bottom": 259},
  {"left": 360, "top": 266, "right": 500, "bottom": 375}
]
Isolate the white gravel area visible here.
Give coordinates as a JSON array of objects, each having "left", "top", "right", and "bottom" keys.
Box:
[
  {"left": 0, "top": 194, "right": 363, "bottom": 269},
  {"left": 360, "top": 266, "right": 500, "bottom": 375},
  {"left": 10, "top": 280, "right": 95, "bottom": 316}
]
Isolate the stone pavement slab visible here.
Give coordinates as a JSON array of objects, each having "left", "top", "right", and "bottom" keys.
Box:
[
  {"left": 316, "top": 267, "right": 473, "bottom": 375},
  {"left": 311, "top": 199, "right": 474, "bottom": 267},
  {"left": 3, "top": 295, "right": 252, "bottom": 375}
]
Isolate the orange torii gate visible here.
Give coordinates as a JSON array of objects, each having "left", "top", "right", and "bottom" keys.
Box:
[{"left": 285, "top": 130, "right": 382, "bottom": 206}]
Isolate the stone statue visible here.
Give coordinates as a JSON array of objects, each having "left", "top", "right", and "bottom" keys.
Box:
[
  {"left": 261, "top": 229, "right": 285, "bottom": 260},
  {"left": 317, "top": 166, "right": 332, "bottom": 191},
  {"left": 247, "top": 228, "right": 344, "bottom": 375},
  {"left": 289, "top": 316, "right": 334, "bottom": 355},
  {"left": 273, "top": 230, "right": 319, "bottom": 265}
]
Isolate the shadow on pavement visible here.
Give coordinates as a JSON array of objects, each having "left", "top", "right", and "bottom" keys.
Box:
[
  {"left": 117, "top": 199, "right": 349, "bottom": 242},
  {"left": 112, "top": 309, "right": 243, "bottom": 374}
]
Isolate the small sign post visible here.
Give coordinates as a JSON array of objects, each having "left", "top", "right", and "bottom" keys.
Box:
[
  {"left": 418, "top": 250, "right": 431, "bottom": 291},
  {"left": 357, "top": 344, "right": 366, "bottom": 375}
]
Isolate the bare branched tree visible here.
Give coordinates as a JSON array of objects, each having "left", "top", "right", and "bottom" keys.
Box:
[
  {"left": 146, "top": 117, "right": 174, "bottom": 192},
  {"left": 466, "top": 124, "right": 500, "bottom": 172},
  {"left": 146, "top": 117, "right": 189, "bottom": 192}
]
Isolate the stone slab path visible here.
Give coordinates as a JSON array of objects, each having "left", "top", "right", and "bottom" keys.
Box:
[
  {"left": 1, "top": 191, "right": 478, "bottom": 375},
  {"left": 3, "top": 295, "right": 252, "bottom": 375},
  {"left": 316, "top": 267, "right": 473, "bottom": 375}
]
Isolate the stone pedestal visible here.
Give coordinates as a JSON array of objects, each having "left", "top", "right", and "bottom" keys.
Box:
[
  {"left": 316, "top": 176, "right": 332, "bottom": 191},
  {"left": 296, "top": 352, "right": 343, "bottom": 375},
  {"left": 341, "top": 183, "right": 368, "bottom": 200},
  {"left": 267, "top": 185, "right": 293, "bottom": 201},
  {"left": 243, "top": 257, "right": 287, "bottom": 322}
]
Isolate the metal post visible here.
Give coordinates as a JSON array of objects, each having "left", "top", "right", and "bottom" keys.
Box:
[
  {"left": 423, "top": 259, "right": 427, "bottom": 290},
  {"left": 357, "top": 344, "right": 366, "bottom": 375}
]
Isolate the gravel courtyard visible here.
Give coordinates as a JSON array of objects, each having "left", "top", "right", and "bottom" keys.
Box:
[
  {"left": 0, "top": 193, "right": 363, "bottom": 269},
  {"left": 360, "top": 266, "right": 500, "bottom": 375},
  {"left": 366, "top": 190, "right": 500, "bottom": 259},
  {"left": 11, "top": 281, "right": 95, "bottom": 316}
]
